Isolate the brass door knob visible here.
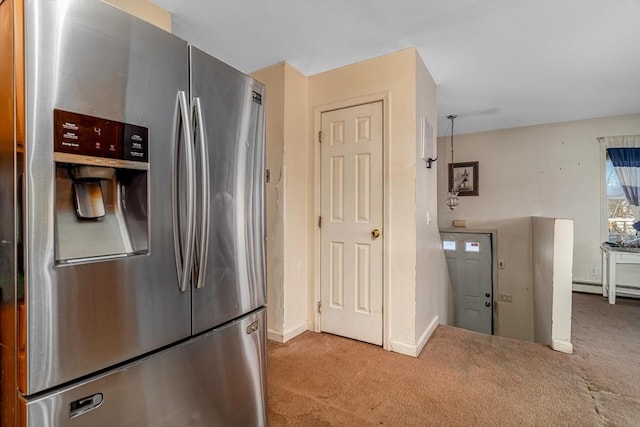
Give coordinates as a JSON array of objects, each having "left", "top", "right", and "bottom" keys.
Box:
[{"left": 371, "top": 229, "right": 381, "bottom": 239}]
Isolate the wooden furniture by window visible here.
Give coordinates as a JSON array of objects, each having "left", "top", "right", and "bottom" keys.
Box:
[{"left": 600, "top": 243, "right": 640, "bottom": 304}]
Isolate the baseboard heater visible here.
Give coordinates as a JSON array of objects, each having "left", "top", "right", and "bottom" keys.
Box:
[{"left": 572, "top": 281, "right": 602, "bottom": 294}]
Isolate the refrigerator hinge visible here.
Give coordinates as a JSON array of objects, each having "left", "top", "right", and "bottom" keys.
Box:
[
  {"left": 317, "top": 301, "right": 322, "bottom": 313},
  {"left": 318, "top": 131, "right": 322, "bottom": 143},
  {"left": 318, "top": 216, "right": 322, "bottom": 228}
]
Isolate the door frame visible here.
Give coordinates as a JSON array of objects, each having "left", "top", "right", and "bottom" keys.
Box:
[{"left": 312, "top": 92, "right": 391, "bottom": 350}]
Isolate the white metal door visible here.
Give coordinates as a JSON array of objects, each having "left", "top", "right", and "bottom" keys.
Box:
[
  {"left": 320, "top": 102, "right": 383, "bottom": 345},
  {"left": 440, "top": 232, "right": 493, "bottom": 334}
]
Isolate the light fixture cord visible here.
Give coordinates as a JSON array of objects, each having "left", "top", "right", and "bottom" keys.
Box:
[{"left": 449, "top": 116, "right": 455, "bottom": 192}]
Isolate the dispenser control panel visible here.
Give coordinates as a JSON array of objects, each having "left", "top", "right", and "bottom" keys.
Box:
[{"left": 54, "top": 109, "right": 148, "bottom": 166}]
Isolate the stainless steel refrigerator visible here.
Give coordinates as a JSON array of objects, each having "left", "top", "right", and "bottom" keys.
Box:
[{"left": 0, "top": 1, "right": 266, "bottom": 425}]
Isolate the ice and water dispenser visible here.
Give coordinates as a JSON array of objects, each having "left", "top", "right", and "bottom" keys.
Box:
[{"left": 53, "top": 109, "right": 149, "bottom": 263}]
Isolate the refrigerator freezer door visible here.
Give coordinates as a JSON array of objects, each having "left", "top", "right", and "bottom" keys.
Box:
[
  {"left": 190, "top": 47, "right": 266, "bottom": 333},
  {"left": 24, "top": 308, "right": 267, "bottom": 427},
  {"left": 24, "top": 1, "right": 191, "bottom": 394}
]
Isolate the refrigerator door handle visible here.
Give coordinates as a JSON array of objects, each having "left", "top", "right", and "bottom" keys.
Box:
[
  {"left": 172, "top": 91, "right": 196, "bottom": 292},
  {"left": 192, "top": 97, "right": 210, "bottom": 289}
]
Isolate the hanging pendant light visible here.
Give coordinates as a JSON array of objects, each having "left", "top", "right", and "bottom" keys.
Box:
[{"left": 446, "top": 115, "right": 460, "bottom": 211}]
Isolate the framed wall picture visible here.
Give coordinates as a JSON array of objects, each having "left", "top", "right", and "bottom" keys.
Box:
[{"left": 448, "top": 161, "right": 479, "bottom": 196}]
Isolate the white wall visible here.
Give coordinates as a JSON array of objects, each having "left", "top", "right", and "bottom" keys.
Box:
[
  {"left": 438, "top": 113, "right": 640, "bottom": 339},
  {"left": 552, "top": 218, "right": 574, "bottom": 353},
  {"left": 532, "top": 217, "right": 573, "bottom": 353}
]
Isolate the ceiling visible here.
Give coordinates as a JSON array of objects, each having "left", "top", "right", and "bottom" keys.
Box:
[{"left": 152, "top": 0, "right": 640, "bottom": 136}]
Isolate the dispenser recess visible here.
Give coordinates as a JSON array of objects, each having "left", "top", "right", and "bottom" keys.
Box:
[{"left": 53, "top": 109, "right": 149, "bottom": 263}]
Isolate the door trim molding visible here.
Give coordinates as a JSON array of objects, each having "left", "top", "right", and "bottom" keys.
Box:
[{"left": 312, "top": 92, "right": 391, "bottom": 350}]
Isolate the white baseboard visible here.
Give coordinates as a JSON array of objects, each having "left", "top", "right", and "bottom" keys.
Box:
[
  {"left": 390, "top": 315, "right": 439, "bottom": 357},
  {"left": 267, "top": 322, "right": 308, "bottom": 344},
  {"left": 282, "top": 322, "right": 308, "bottom": 342},
  {"left": 267, "top": 328, "right": 284, "bottom": 343},
  {"left": 389, "top": 340, "right": 417, "bottom": 357},
  {"left": 552, "top": 339, "right": 574, "bottom": 354},
  {"left": 416, "top": 315, "right": 439, "bottom": 356}
]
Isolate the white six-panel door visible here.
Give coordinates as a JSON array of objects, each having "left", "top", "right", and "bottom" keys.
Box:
[{"left": 320, "top": 102, "right": 383, "bottom": 345}]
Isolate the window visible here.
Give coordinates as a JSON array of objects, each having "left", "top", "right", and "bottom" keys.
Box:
[
  {"left": 606, "top": 154, "right": 636, "bottom": 242},
  {"left": 464, "top": 241, "right": 480, "bottom": 253},
  {"left": 442, "top": 240, "right": 456, "bottom": 251}
]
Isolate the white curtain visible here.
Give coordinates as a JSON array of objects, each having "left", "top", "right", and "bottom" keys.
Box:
[{"left": 605, "top": 134, "right": 640, "bottom": 149}]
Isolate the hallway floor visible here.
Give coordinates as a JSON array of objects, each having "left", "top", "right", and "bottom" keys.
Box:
[{"left": 267, "top": 293, "right": 640, "bottom": 426}]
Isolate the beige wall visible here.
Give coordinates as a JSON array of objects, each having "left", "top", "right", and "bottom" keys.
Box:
[
  {"left": 282, "top": 64, "right": 310, "bottom": 339},
  {"left": 437, "top": 113, "right": 640, "bottom": 340},
  {"left": 251, "top": 63, "right": 310, "bottom": 342},
  {"left": 308, "top": 48, "right": 447, "bottom": 355},
  {"left": 415, "top": 52, "right": 452, "bottom": 350},
  {"left": 495, "top": 217, "right": 535, "bottom": 340},
  {"left": 105, "top": 0, "right": 171, "bottom": 31},
  {"left": 254, "top": 48, "right": 448, "bottom": 355},
  {"left": 309, "top": 49, "right": 417, "bottom": 352},
  {"left": 532, "top": 217, "right": 554, "bottom": 346},
  {"left": 250, "top": 64, "right": 286, "bottom": 339}
]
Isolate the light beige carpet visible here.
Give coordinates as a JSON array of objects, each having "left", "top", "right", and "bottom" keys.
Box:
[{"left": 267, "top": 293, "right": 640, "bottom": 426}]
